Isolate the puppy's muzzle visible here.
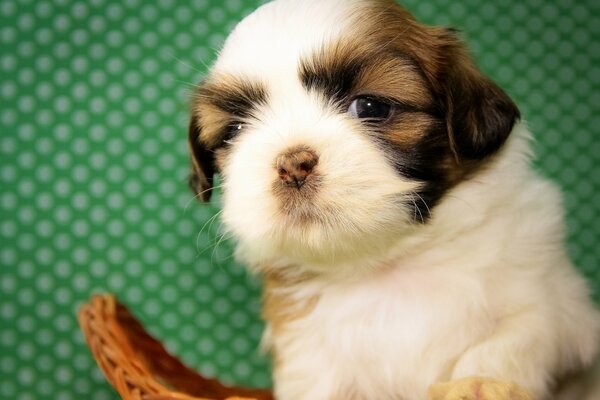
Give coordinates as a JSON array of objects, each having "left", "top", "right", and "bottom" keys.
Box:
[{"left": 276, "top": 147, "right": 319, "bottom": 189}]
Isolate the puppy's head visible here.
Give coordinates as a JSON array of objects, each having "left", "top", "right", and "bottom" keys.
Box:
[{"left": 188, "top": 0, "right": 519, "bottom": 270}]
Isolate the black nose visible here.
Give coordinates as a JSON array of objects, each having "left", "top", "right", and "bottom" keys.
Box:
[{"left": 276, "top": 148, "right": 319, "bottom": 188}]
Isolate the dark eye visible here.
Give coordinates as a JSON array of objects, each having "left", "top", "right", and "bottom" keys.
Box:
[
  {"left": 223, "top": 121, "right": 243, "bottom": 144},
  {"left": 348, "top": 96, "right": 392, "bottom": 121}
]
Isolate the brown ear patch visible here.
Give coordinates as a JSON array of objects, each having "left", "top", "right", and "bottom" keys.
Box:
[
  {"left": 444, "top": 64, "right": 521, "bottom": 160},
  {"left": 192, "top": 75, "right": 268, "bottom": 148},
  {"left": 187, "top": 75, "right": 268, "bottom": 202},
  {"left": 187, "top": 115, "right": 215, "bottom": 202}
]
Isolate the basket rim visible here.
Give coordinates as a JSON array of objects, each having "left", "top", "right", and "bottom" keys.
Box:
[{"left": 78, "top": 293, "right": 272, "bottom": 400}]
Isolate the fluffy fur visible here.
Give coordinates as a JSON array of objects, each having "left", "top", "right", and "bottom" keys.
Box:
[{"left": 187, "top": 1, "right": 600, "bottom": 399}]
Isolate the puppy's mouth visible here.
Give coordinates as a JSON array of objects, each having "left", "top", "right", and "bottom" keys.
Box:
[{"left": 271, "top": 146, "right": 322, "bottom": 219}]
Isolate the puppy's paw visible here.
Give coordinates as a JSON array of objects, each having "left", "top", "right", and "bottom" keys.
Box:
[{"left": 428, "top": 376, "right": 532, "bottom": 400}]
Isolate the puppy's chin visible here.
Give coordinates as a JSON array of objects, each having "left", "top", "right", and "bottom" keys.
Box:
[
  {"left": 225, "top": 208, "right": 414, "bottom": 273},
  {"left": 219, "top": 117, "right": 419, "bottom": 271}
]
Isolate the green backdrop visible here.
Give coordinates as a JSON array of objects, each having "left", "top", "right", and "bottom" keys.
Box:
[{"left": 1, "top": 0, "right": 598, "bottom": 399}]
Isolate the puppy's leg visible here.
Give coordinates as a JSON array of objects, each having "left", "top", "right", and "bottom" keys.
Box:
[
  {"left": 273, "top": 356, "right": 346, "bottom": 400},
  {"left": 431, "top": 311, "right": 554, "bottom": 400},
  {"left": 273, "top": 373, "right": 346, "bottom": 400},
  {"left": 429, "top": 376, "right": 532, "bottom": 400}
]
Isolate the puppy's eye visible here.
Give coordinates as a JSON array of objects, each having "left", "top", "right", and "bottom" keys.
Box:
[
  {"left": 348, "top": 96, "right": 392, "bottom": 121},
  {"left": 223, "top": 122, "right": 243, "bottom": 144}
]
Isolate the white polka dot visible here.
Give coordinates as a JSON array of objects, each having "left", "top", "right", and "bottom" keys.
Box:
[
  {"left": 71, "top": 192, "right": 89, "bottom": 210},
  {"left": 107, "top": 271, "right": 125, "bottom": 291},
  {"left": 1, "top": 164, "right": 17, "bottom": 183},
  {"left": 179, "top": 297, "right": 197, "bottom": 315},
  {"left": 162, "top": 315, "right": 181, "bottom": 335},
  {"left": 68, "top": 3, "right": 86, "bottom": 18},
  {"left": 1, "top": 274, "right": 17, "bottom": 295},
  {"left": 141, "top": 166, "right": 160, "bottom": 183},
  {"left": 18, "top": 367, "right": 35, "bottom": 386},
  {"left": 214, "top": 297, "right": 233, "bottom": 316},
  {"left": 54, "top": 366, "right": 73, "bottom": 384},
  {"left": 37, "top": 379, "right": 55, "bottom": 396},
  {"left": 106, "top": 3, "right": 124, "bottom": 20},
  {"left": 141, "top": 299, "right": 160, "bottom": 318},
  {"left": 54, "top": 287, "right": 72, "bottom": 305},
  {"left": 90, "top": 233, "right": 108, "bottom": 251},
  {"left": 72, "top": 247, "right": 91, "bottom": 265},
  {"left": 0, "top": 138, "right": 17, "bottom": 156},
  {"left": 1, "top": 80, "right": 17, "bottom": 98},
  {"left": 18, "top": 205, "right": 36, "bottom": 225},
  {"left": 35, "top": 220, "right": 54, "bottom": 237},
  {"left": 18, "top": 95, "right": 35, "bottom": 113},
  {"left": 1, "top": 1, "right": 17, "bottom": 16},
  {"left": 197, "top": 336, "right": 216, "bottom": 354},
  {"left": 0, "top": 382, "right": 16, "bottom": 397},
  {"left": 1, "top": 220, "right": 17, "bottom": 238},
  {"left": 54, "top": 261, "right": 71, "bottom": 279},
  {"left": 160, "top": 259, "right": 177, "bottom": 277},
  {"left": 18, "top": 314, "right": 36, "bottom": 332},
  {"left": 54, "top": 391, "right": 73, "bottom": 400},
  {"left": 1, "top": 248, "right": 17, "bottom": 265},
  {"left": 17, "top": 152, "right": 36, "bottom": 171},
  {"left": 88, "top": 43, "right": 107, "bottom": 61},
  {"left": 177, "top": 246, "right": 195, "bottom": 264},
  {"left": 72, "top": 273, "right": 90, "bottom": 292},
  {"left": 1, "top": 52, "right": 16, "bottom": 72},
  {"left": 107, "top": 165, "right": 125, "bottom": 182},
  {"left": 141, "top": 193, "right": 159, "bottom": 211},
  {"left": 105, "top": 189, "right": 124, "bottom": 208},
  {"left": 89, "top": 15, "right": 106, "bottom": 33},
  {"left": 53, "top": 14, "right": 72, "bottom": 32}
]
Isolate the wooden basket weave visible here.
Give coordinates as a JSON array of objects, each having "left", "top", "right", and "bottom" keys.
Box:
[{"left": 78, "top": 294, "right": 274, "bottom": 400}]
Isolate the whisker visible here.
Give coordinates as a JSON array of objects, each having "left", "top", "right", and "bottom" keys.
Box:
[
  {"left": 172, "top": 78, "right": 203, "bottom": 89},
  {"left": 211, "top": 230, "right": 235, "bottom": 265},
  {"left": 194, "top": 211, "right": 223, "bottom": 257},
  {"left": 184, "top": 183, "right": 224, "bottom": 211},
  {"left": 200, "top": 209, "right": 223, "bottom": 236},
  {"left": 169, "top": 51, "right": 209, "bottom": 74},
  {"left": 412, "top": 191, "right": 431, "bottom": 221}
]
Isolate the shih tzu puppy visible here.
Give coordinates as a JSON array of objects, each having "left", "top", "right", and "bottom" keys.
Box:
[{"left": 187, "top": 0, "right": 600, "bottom": 399}]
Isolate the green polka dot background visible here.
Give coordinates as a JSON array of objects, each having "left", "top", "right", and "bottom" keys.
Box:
[{"left": 1, "top": 0, "right": 598, "bottom": 399}]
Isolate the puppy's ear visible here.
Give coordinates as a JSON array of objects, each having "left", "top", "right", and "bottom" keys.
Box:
[
  {"left": 188, "top": 115, "right": 215, "bottom": 202},
  {"left": 438, "top": 30, "right": 520, "bottom": 160}
]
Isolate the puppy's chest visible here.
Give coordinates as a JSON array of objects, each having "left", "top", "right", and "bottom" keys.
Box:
[{"left": 265, "top": 267, "right": 492, "bottom": 397}]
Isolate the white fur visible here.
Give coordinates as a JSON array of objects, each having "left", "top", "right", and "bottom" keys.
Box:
[
  {"left": 206, "top": 1, "right": 600, "bottom": 399},
  {"left": 254, "top": 128, "right": 600, "bottom": 400}
]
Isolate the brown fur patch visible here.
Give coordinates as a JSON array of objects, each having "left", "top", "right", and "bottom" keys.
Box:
[
  {"left": 191, "top": 73, "right": 267, "bottom": 148},
  {"left": 262, "top": 272, "right": 319, "bottom": 334},
  {"left": 350, "top": 0, "right": 520, "bottom": 161},
  {"left": 300, "top": 42, "right": 433, "bottom": 111},
  {"left": 213, "top": 147, "right": 232, "bottom": 175},
  {"left": 187, "top": 74, "right": 268, "bottom": 200},
  {"left": 298, "top": 0, "right": 519, "bottom": 218},
  {"left": 188, "top": 115, "right": 215, "bottom": 201},
  {"left": 262, "top": 271, "right": 320, "bottom": 369}
]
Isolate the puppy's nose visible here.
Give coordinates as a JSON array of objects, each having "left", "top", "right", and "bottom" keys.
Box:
[{"left": 276, "top": 148, "right": 319, "bottom": 188}]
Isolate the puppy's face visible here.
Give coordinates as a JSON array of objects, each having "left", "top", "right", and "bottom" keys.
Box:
[{"left": 188, "top": 0, "right": 519, "bottom": 270}]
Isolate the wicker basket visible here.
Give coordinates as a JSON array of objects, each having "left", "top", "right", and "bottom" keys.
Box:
[{"left": 78, "top": 294, "right": 274, "bottom": 400}]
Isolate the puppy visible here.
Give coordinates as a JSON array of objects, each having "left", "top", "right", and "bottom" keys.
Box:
[{"left": 187, "top": 0, "right": 600, "bottom": 399}]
